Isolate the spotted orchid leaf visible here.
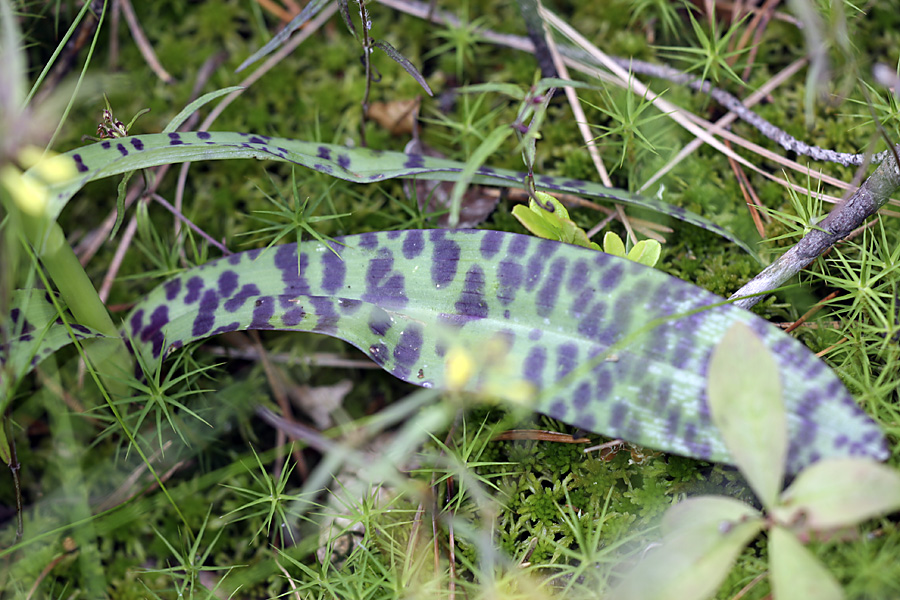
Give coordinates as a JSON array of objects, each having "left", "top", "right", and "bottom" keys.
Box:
[
  {"left": 1, "top": 290, "right": 105, "bottom": 402},
  {"left": 123, "top": 229, "right": 886, "bottom": 473},
  {"left": 25, "top": 132, "right": 757, "bottom": 256}
]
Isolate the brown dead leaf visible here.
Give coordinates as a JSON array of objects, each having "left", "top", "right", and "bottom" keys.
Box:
[
  {"left": 403, "top": 138, "right": 500, "bottom": 228},
  {"left": 368, "top": 98, "right": 419, "bottom": 136}
]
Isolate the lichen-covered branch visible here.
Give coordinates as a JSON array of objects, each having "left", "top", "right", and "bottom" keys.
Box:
[{"left": 730, "top": 147, "right": 900, "bottom": 309}]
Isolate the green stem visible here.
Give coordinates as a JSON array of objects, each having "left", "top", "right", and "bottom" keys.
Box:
[{"left": 26, "top": 216, "right": 133, "bottom": 394}]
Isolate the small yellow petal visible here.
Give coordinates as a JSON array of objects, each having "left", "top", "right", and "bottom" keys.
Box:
[
  {"left": 1, "top": 165, "right": 48, "bottom": 216},
  {"left": 445, "top": 346, "right": 475, "bottom": 391}
]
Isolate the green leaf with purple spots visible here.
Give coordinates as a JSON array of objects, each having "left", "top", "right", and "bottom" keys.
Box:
[
  {"left": 123, "top": 229, "right": 886, "bottom": 473},
  {"left": 1, "top": 290, "right": 105, "bottom": 403},
  {"left": 26, "top": 132, "right": 757, "bottom": 255}
]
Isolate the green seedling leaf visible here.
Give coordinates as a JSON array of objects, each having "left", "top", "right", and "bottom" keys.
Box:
[
  {"left": 626, "top": 239, "right": 661, "bottom": 268},
  {"left": 25, "top": 132, "right": 758, "bottom": 255},
  {"left": 615, "top": 496, "right": 763, "bottom": 600},
  {"left": 513, "top": 191, "right": 600, "bottom": 250},
  {"left": 707, "top": 322, "right": 786, "bottom": 509},
  {"left": 602, "top": 231, "right": 626, "bottom": 257},
  {"left": 769, "top": 525, "right": 844, "bottom": 600},
  {"left": 511, "top": 203, "right": 559, "bottom": 240},
  {"left": 772, "top": 458, "right": 900, "bottom": 531},
  {"left": 118, "top": 230, "right": 886, "bottom": 472}
]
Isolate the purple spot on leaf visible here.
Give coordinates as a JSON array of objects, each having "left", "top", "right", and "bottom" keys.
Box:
[
  {"left": 600, "top": 262, "right": 624, "bottom": 289},
  {"left": 480, "top": 230, "right": 504, "bottom": 259},
  {"left": 164, "top": 279, "right": 182, "bottom": 301},
  {"left": 131, "top": 138, "right": 144, "bottom": 151},
  {"left": 573, "top": 381, "right": 591, "bottom": 411},
  {"left": 568, "top": 260, "right": 589, "bottom": 291},
  {"left": 362, "top": 248, "right": 408, "bottom": 308},
  {"left": 393, "top": 325, "right": 423, "bottom": 368},
  {"left": 250, "top": 296, "right": 275, "bottom": 329},
  {"left": 197, "top": 131, "right": 211, "bottom": 140},
  {"left": 337, "top": 298, "right": 362, "bottom": 313},
  {"left": 508, "top": 235, "right": 530, "bottom": 256},
  {"left": 431, "top": 231, "right": 460, "bottom": 287},
  {"left": 596, "top": 368, "right": 612, "bottom": 397},
  {"left": 536, "top": 257, "right": 566, "bottom": 317},
  {"left": 369, "top": 342, "right": 389, "bottom": 365},
  {"left": 192, "top": 289, "right": 219, "bottom": 337},
  {"left": 225, "top": 283, "right": 261, "bottom": 312},
  {"left": 368, "top": 307, "right": 393, "bottom": 336},
  {"left": 497, "top": 261, "right": 523, "bottom": 306},
  {"left": 274, "top": 245, "right": 311, "bottom": 296},
  {"left": 358, "top": 232, "right": 378, "bottom": 249},
  {"left": 282, "top": 306, "right": 306, "bottom": 326},
  {"left": 453, "top": 265, "right": 488, "bottom": 322},
  {"left": 321, "top": 250, "right": 346, "bottom": 294},
  {"left": 72, "top": 154, "right": 89, "bottom": 173},
  {"left": 142, "top": 305, "right": 170, "bottom": 358},
  {"left": 311, "top": 297, "right": 339, "bottom": 333},
  {"left": 116, "top": 143, "right": 128, "bottom": 156},
  {"left": 404, "top": 154, "right": 425, "bottom": 168},
  {"left": 609, "top": 402, "right": 628, "bottom": 429},
  {"left": 556, "top": 342, "right": 578, "bottom": 380},
  {"left": 168, "top": 132, "right": 184, "bottom": 145},
  {"left": 218, "top": 270, "right": 239, "bottom": 298},
  {"left": 523, "top": 346, "right": 546, "bottom": 387},
  {"left": 402, "top": 230, "right": 424, "bottom": 259},
  {"left": 184, "top": 277, "right": 204, "bottom": 304}
]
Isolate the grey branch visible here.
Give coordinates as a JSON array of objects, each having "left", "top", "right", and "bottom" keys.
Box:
[{"left": 730, "top": 146, "right": 900, "bottom": 309}]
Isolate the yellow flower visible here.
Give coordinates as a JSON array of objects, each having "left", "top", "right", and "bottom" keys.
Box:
[{"left": 0, "top": 146, "right": 77, "bottom": 217}]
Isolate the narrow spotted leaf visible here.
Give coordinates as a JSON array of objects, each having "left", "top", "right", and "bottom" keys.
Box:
[
  {"left": 124, "top": 229, "right": 887, "bottom": 473},
  {"left": 1, "top": 290, "right": 104, "bottom": 405},
  {"left": 26, "top": 132, "right": 757, "bottom": 255}
]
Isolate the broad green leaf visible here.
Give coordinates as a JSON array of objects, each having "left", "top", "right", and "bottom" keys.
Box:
[
  {"left": 602, "top": 231, "right": 626, "bottom": 257},
  {"left": 769, "top": 525, "right": 844, "bottom": 600},
  {"left": 707, "top": 322, "right": 786, "bottom": 509},
  {"left": 24, "top": 132, "right": 758, "bottom": 255},
  {"left": 626, "top": 239, "right": 661, "bottom": 268},
  {"left": 118, "top": 230, "right": 886, "bottom": 472},
  {"left": 615, "top": 496, "right": 763, "bottom": 600},
  {"left": 772, "top": 458, "right": 900, "bottom": 531}
]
